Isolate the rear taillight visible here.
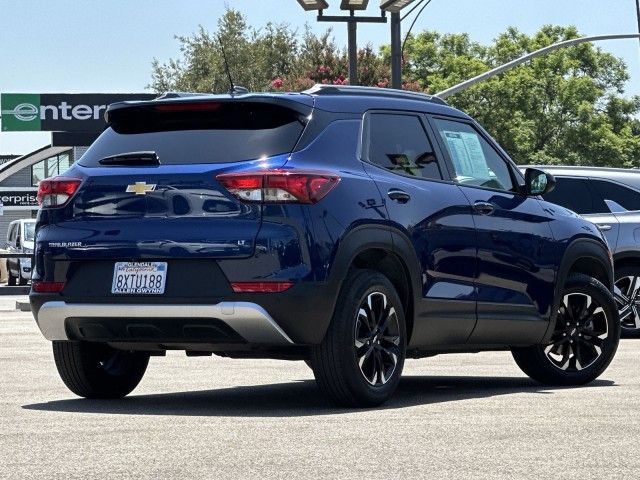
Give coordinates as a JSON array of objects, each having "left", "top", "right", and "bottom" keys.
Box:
[
  {"left": 230, "top": 281, "right": 294, "bottom": 293},
  {"left": 37, "top": 176, "right": 82, "bottom": 208},
  {"left": 32, "top": 281, "right": 65, "bottom": 293},
  {"left": 216, "top": 170, "right": 340, "bottom": 204}
]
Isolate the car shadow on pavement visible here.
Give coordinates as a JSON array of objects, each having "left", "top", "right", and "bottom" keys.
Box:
[{"left": 22, "top": 375, "right": 615, "bottom": 417}]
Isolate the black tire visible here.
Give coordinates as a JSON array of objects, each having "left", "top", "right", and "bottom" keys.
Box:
[
  {"left": 512, "top": 273, "right": 620, "bottom": 386},
  {"left": 18, "top": 274, "right": 28, "bottom": 286},
  {"left": 52, "top": 341, "right": 149, "bottom": 399},
  {"left": 613, "top": 265, "right": 640, "bottom": 338},
  {"left": 311, "top": 269, "right": 407, "bottom": 407},
  {"left": 7, "top": 270, "right": 16, "bottom": 286}
]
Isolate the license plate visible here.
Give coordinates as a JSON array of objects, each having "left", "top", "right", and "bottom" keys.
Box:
[{"left": 111, "top": 262, "right": 167, "bottom": 295}]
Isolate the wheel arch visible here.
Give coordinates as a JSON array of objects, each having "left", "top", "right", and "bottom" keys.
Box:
[
  {"left": 326, "top": 224, "right": 422, "bottom": 343},
  {"left": 613, "top": 251, "right": 640, "bottom": 272},
  {"left": 543, "top": 237, "right": 613, "bottom": 343}
]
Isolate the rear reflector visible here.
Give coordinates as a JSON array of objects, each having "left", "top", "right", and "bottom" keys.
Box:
[
  {"left": 230, "top": 282, "right": 294, "bottom": 293},
  {"left": 217, "top": 170, "right": 340, "bottom": 204},
  {"left": 37, "top": 176, "right": 82, "bottom": 208},
  {"left": 32, "top": 281, "right": 65, "bottom": 293}
]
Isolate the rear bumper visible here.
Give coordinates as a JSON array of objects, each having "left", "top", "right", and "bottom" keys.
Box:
[{"left": 35, "top": 301, "right": 294, "bottom": 345}]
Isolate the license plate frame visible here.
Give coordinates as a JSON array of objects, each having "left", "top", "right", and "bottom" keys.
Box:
[{"left": 111, "top": 262, "right": 168, "bottom": 295}]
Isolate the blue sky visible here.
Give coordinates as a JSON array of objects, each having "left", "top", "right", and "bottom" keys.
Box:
[{"left": 1, "top": 0, "right": 639, "bottom": 154}]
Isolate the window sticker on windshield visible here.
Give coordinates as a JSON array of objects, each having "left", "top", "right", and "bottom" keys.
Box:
[{"left": 442, "top": 130, "right": 491, "bottom": 179}]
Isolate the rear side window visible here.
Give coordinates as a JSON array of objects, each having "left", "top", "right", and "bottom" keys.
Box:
[
  {"left": 590, "top": 179, "right": 640, "bottom": 212},
  {"left": 366, "top": 113, "right": 442, "bottom": 180},
  {"left": 542, "top": 177, "right": 608, "bottom": 214},
  {"left": 79, "top": 102, "right": 306, "bottom": 166},
  {"left": 7, "top": 224, "right": 15, "bottom": 242}
]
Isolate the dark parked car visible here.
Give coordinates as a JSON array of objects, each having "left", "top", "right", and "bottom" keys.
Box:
[
  {"left": 525, "top": 165, "right": 640, "bottom": 337},
  {"left": 30, "top": 85, "right": 620, "bottom": 407}
]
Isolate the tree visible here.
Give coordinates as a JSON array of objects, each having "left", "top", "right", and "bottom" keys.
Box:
[
  {"left": 150, "top": 11, "right": 640, "bottom": 167},
  {"left": 400, "top": 25, "right": 640, "bottom": 166}
]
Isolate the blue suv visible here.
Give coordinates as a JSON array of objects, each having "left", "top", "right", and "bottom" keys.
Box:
[{"left": 30, "top": 85, "right": 620, "bottom": 407}]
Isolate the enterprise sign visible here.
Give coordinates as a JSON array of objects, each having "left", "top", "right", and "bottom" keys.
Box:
[
  {"left": 0, "top": 188, "right": 38, "bottom": 211},
  {"left": 0, "top": 93, "right": 156, "bottom": 132}
]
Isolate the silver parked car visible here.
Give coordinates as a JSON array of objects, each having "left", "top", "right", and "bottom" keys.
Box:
[
  {"left": 5, "top": 219, "right": 35, "bottom": 286},
  {"left": 524, "top": 165, "right": 640, "bottom": 336}
]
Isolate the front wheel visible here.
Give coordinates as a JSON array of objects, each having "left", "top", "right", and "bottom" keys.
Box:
[
  {"left": 310, "top": 269, "right": 407, "bottom": 407},
  {"left": 53, "top": 341, "right": 149, "bottom": 399},
  {"left": 512, "top": 274, "right": 620, "bottom": 386},
  {"left": 613, "top": 266, "right": 640, "bottom": 337}
]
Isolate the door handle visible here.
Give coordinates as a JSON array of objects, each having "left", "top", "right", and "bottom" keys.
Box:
[
  {"left": 473, "top": 201, "right": 495, "bottom": 215},
  {"left": 596, "top": 224, "right": 612, "bottom": 232},
  {"left": 387, "top": 189, "right": 411, "bottom": 204}
]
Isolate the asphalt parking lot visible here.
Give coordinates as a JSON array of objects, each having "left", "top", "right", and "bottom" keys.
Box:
[{"left": 2, "top": 295, "right": 639, "bottom": 480}]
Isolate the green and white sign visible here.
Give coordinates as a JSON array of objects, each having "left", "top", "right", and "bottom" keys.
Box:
[
  {"left": 0, "top": 94, "right": 41, "bottom": 131},
  {"left": 0, "top": 93, "right": 156, "bottom": 132}
]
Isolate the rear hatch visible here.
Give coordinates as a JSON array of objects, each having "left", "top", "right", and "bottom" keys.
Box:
[
  {"left": 57, "top": 97, "right": 310, "bottom": 257},
  {"left": 36, "top": 96, "right": 312, "bottom": 298}
]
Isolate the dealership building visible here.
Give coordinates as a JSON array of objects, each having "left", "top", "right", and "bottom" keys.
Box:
[{"left": 0, "top": 93, "right": 155, "bottom": 242}]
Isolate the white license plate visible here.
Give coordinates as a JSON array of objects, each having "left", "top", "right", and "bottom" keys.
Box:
[{"left": 111, "top": 262, "right": 167, "bottom": 295}]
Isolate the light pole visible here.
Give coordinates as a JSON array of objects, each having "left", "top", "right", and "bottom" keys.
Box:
[
  {"left": 381, "top": 1, "right": 425, "bottom": 89},
  {"left": 296, "top": 1, "right": 387, "bottom": 86},
  {"left": 436, "top": 33, "right": 640, "bottom": 99}
]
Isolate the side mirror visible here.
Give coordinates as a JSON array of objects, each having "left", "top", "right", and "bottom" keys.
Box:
[
  {"left": 15, "top": 236, "right": 21, "bottom": 249},
  {"left": 524, "top": 168, "right": 555, "bottom": 196}
]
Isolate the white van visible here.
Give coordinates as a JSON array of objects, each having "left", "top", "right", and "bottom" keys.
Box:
[{"left": 5, "top": 219, "right": 36, "bottom": 285}]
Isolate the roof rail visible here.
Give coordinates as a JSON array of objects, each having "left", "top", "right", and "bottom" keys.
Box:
[{"left": 303, "top": 84, "right": 448, "bottom": 106}]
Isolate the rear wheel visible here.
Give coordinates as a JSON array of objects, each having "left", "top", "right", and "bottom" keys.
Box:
[
  {"left": 7, "top": 270, "right": 16, "bottom": 286},
  {"left": 53, "top": 341, "right": 149, "bottom": 399},
  {"left": 18, "top": 273, "right": 28, "bottom": 286},
  {"left": 512, "top": 274, "right": 620, "bottom": 386},
  {"left": 310, "top": 269, "right": 406, "bottom": 407},
  {"left": 613, "top": 265, "right": 640, "bottom": 337}
]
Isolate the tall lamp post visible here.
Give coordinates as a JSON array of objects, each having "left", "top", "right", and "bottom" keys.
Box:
[
  {"left": 380, "top": 1, "right": 420, "bottom": 89},
  {"left": 296, "top": 1, "right": 387, "bottom": 86}
]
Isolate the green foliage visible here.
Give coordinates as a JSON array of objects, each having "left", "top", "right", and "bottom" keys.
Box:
[{"left": 150, "top": 10, "right": 640, "bottom": 167}]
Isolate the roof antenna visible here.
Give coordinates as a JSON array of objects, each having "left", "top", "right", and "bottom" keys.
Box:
[{"left": 218, "top": 36, "right": 248, "bottom": 96}]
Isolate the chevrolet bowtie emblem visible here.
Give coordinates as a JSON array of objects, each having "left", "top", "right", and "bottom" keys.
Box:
[{"left": 126, "top": 182, "right": 156, "bottom": 195}]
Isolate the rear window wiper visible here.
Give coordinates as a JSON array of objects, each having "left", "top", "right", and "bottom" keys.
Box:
[{"left": 99, "top": 151, "right": 160, "bottom": 166}]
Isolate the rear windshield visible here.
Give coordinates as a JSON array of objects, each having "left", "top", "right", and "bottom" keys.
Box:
[{"left": 79, "top": 102, "right": 306, "bottom": 166}]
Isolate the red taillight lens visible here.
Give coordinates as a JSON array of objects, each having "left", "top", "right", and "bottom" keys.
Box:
[
  {"left": 37, "top": 176, "right": 82, "bottom": 208},
  {"left": 32, "top": 281, "right": 65, "bottom": 293},
  {"left": 217, "top": 170, "right": 340, "bottom": 204},
  {"left": 230, "top": 281, "right": 294, "bottom": 293}
]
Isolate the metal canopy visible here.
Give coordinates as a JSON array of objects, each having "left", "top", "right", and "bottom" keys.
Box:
[{"left": 296, "top": 0, "right": 329, "bottom": 11}]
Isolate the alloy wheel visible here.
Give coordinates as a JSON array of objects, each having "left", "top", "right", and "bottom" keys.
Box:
[
  {"left": 544, "top": 293, "right": 608, "bottom": 371},
  {"left": 354, "top": 292, "right": 401, "bottom": 386},
  {"left": 613, "top": 275, "right": 640, "bottom": 332}
]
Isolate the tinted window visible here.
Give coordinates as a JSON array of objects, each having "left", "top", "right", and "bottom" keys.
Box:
[
  {"left": 590, "top": 179, "right": 640, "bottom": 212},
  {"left": 80, "top": 102, "right": 305, "bottom": 166},
  {"left": 541, "top": 177, "right": 608, "bottom": 214},
  {"left": 7, "top": 224, "right": 15, "bottom": 242},
  {"left": 433, "top": 118, "right": 515, "bottom": 191},
  {"left": 367, "top": 114, "right": 442, "bottom": 180}
]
